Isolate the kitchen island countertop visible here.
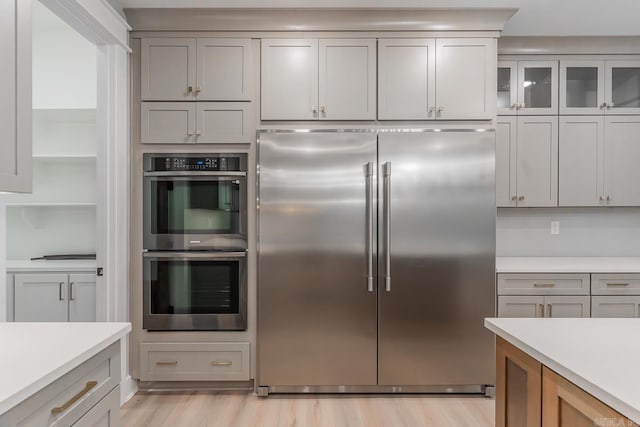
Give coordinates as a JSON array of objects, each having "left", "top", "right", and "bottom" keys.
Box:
[{"left": 496, "top": 256, "right": 640, "bottom": 273}]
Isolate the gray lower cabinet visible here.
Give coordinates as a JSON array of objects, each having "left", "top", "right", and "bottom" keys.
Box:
[
  {"left": 6, "top": 273, "right": 14, "bottom": 321},
  {"left": 498, "top": 295, "right": 590, "bottom": 318},
  {"left": 591, "top": 274, "right": 640, "bottom": 317},
  {"left": 0, "top": 341, "right": 121, "bottom": 427},
  {"left": 592, "top": 296, "right": 640, "bottom": 318},
  {"left": 13, "top": 272, "right": 96, "bottom": 322}
]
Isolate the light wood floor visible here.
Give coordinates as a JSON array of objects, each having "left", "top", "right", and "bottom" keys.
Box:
[{"left": 121, "top": 391, "right": 494, "bottom": 427}]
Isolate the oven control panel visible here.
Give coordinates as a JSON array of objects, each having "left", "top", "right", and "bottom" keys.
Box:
[{"left": 148, "top": 155, "right": 243, "bottom": 172}]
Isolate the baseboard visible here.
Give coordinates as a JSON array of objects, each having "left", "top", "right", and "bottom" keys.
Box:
[{"left": 120, "top": 375, "right": 139, "bottom": 405}]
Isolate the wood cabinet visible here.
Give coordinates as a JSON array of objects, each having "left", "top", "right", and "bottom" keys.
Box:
[
  {"left": 379, "top": 37, "right": 495, "bottom": 120},
  {"left": 13, "top": 272, "right": 96, "bottom": 322},
  {"left": 261, "top": 38, "right": 376, "bottom": 120},
  {"left": 141, "top": 37, "right": 251, "bottom": 101},
  {"left": 559, "top": 116, "right": 640, "bottom": 207},
  {"left": 498, "top": 296, "right": 590, "bottom": 318},
  {"left": 0, "top": 0, "right": 32, "bottom": 193},
  {"left": 498, "top": 60, "right": 558, "bottom": 115},
  {"left": 496, "top": 337, "right": 541, "bottom": 427},
  {"left": 542, "top": 367, "right": 637, "bottom": 427},
  {"left": 496, "top": 116, "right": 558, "bottom": 207}
]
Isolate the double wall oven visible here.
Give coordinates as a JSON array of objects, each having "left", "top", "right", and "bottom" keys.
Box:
[{"left": 143, "top": 153, "right": 248, "bottom": 331}]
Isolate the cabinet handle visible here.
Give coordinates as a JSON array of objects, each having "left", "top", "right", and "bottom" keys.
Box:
[
  {"left": 437, "top": 107, "right": 444, "bottom": 113},
  {"left": 211, "top": 360, "right": 232, "bottom": 366},
  {"left": 518, "top": 196, "right": 525, "bottom": 201},
  {"left": 156, "top": 360, "right": 178, "bottom": 366},
  {"left": 195, "top": 86, "right": 202, "bottom": 94},
  {"left": 59, "top": 282, "right": 64, "bottom": 301},
  {"left": 51, "top": 381, "right": 97, "bottom": 415},
  {"left": 520, "top": 103, "right": 526, "bottom": 109},
  {"left": 195, "top": 130, "right": 202, "bottom": 136},
  {"left": 608, "top": 102, "right": 615, "bottom": 109},
  {"left": 606, "top": 195, "right": 611, "bottom": 204},
  {"left": 599, "top": 196, "right": 605, "bottom": 203},
  {"left": 539, "top": 304, "right": 544, "bottom": 317},
  {"left": 187, "top": 86, "right": 193, "bottom": 93},
  {"left": 547, "top": 304, "right": 552, "bottom": 318},
  {"left": 606, "top": 283, "right": 630, "bottom": 287},
  {"left": 534, "top": 283, "right": 555, "bottom": 288},
  {"left": 600, "top": 102, "right": 608, "bottom": 109},
  {"left": 311, "top": 106, "right": 318, "bottom": 114},
  {"left": 69, "top": 282, "right": 75, "bottom": 301},
  {"left": 320, "top": 106, "right": 326, "bottom": 114},
  {"left": 511, "top": 196, "right": 517, "bottom": 202},
  {"left": 187, "top": 130, "right": 194, "bottom": 136},
  {"left": 510, "top": 103, "right": 518, "bottom": 110},
  {"left": 428, "top": 106, "right": 435, "bottom": 114}
]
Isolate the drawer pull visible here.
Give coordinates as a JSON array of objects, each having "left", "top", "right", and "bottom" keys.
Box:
[
  {"left": 606, "top": 283, "right": 630, "bottom": 287},
  {"left": 533, "top": 283, "right": 555, "bottom": 288},
  {"left": 156, "top": 360, "right": 178, "bottom": 366},
  {"left": 211, "top": 360, "right": 232, "bottom": 366},
  {"left": 51, "top": 381, "right": 97, "bottom": 415}
]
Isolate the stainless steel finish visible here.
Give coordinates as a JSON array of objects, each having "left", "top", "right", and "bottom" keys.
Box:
[
  {"left": 366, "top": 162, "right": 374, "bottom": 293},
  {"left": 58, "top": 282, "right": 64, "bottom": 301},
  {"left": 70, "top": 282, "right": 75, "bottom": 301},
  {"left": 533, "top": 283, "right": 555, "bottom": 288},
  {"left": 138, "top": 380, "right": 254, "bottom": 392},
  {"left": 383, "top": 161, "right": 391, "bottom": 292},
  {"left": 144, "top": 171, "right": 247, "bottom": 177},
  {"left": 156, "top": 360, "right": 178, "bottom": 366},
  {"left": 211, "top": 360, "right": 233, "bottom": 366},
  {"left": 606, "top": 283, "right": 631, "bottom": 287},
  {"left": 143, "top": 251, "right": 246, "bottom": 259},
  {"left": 484, "top": 385, "right": 496, "bottom": 399},
  {"left": 539, "top": 303, "right": 544, "bottom": 317},
  {"left": 258, "top": 131, "right": 378, "bottom": 387},
  {"left": 258, "top": 129, "right": 495, "bottom": 392}
]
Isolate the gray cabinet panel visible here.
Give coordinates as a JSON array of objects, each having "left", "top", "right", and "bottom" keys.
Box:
[
  {"left": 14, "top": 273, "right": 68, "bottom": 322},
  {"left": 496, "top": 117, "right": 517, "bottom": 207},
  {"left": 0, "top": 0, "right": 31, "bottom": 193},
  {"left": 545, "top": 296, "right": 590, "bottom": 318},
  {"left": 141, "top": 102, "right": 196, "bottom": 144},
  {"left": 69, "top": 273, "right": 96, "bottom": 322},
  {"left": 592, "top": 296, "right": 640, "bottom": 318},
  {"left": 196, "top": 102, "right": 252, "bottom": 144},
  {"left": 498, "top": 296, "right": 544, "bottom": 318},
  {"left": 141, "top": 38, "right": 196, "bottom": 101},
  {"left": 604, "top": 116, "right": 640, "bottom": 206},
  {"left": 6, "top": 274, "right": 14, "bottom": 321},
  {"left": 197, "top": 38, "right": 252, "bottom": 101}
]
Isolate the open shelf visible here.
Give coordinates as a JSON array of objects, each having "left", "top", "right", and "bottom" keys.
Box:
[
  {"left": 6, "top": 259, "right": 97, "bottom": 273},
  {"left": 5, "top": 202, "right": 96, "bottom": 207}
]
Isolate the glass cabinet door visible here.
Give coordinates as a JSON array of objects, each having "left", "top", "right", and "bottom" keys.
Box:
[
  {"left": 606, "top": 61, "right": 640, "bottom": 114},
  {"left": 560, "top": 61, "right": 605, "bottom": 114},
  {"left": 517, "top": 61, "right": 558, "bottom": 115},
  {"left": 497, "top": 61, "right": 518, "bottom": 115}
]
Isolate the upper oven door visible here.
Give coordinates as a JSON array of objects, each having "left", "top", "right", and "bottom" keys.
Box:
[{"left": 144, "top": 172, "right": 247, "bottom": 250}]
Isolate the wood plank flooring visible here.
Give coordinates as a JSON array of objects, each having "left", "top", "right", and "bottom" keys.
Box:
[{"left": 121, "top": 391, "right": 494, "bottom": 427}]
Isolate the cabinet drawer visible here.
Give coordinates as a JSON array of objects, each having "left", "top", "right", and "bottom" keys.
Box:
[
  {"left": 71, "top": 385, "right": 120, "bottom": 427},
  {"left": 140, "top": 342, "right": 250, "bottom": 381},
  {"left": 1, "top": 342, "right": 120, "bottom": 427},
  {"left": 497, "top": 274, "right": 590, "bottom": 295},
  {"left": 591, "top": 274, "right": 640, "bottom": 295}
]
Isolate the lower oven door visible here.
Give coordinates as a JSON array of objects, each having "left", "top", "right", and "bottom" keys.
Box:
[{"left": 143, "top": 251, "right": 247, "bottom": 331}]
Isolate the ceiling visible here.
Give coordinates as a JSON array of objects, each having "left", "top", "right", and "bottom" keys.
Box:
[{"left": 117, "top": 0, "right": 640, "bottom": 36}]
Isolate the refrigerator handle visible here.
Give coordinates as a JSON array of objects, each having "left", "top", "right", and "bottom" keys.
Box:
[
  {"left": 383, "top": 162, "right": 391, "bottom": 292},
  {"left": 365, "top": 162, "right": 374, "bottom": 292}
]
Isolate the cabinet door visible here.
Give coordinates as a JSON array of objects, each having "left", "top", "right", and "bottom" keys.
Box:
[
  {"left": 377, "top": 38, "right": 435, "bottom": 120},
  {"left": 517, "top": 61, "right": 558, "bottom": 115},
  {"left": 496, "top": 117, "right": 517, "bottom": 207},
  {"left": 498, "top": 296, "right": 544, "bottom": 318},
  {"left": 516, "top": 116, "right": 559, "bottom": 207},
  {"left": 542, "top": 367, "right": 636, "bottom": 427},
  {"left": 196, "top": 38, "right": 251, "bottom": 101},
  {"left": 603, "top": 116, "right": 640, "bottom": 206},
  {"left": 0, "top": 0, "right": 31, "bottom": 193},
  {"left": 14, "top": 274, "right": 68, "bottom": 322},
  {"left": 318, "top": 39, "right": 376, "bottom": 120},
  {"left": 261, "top": 39, "right": 318, "bottom": 120},
  {"left": 6, "top": 274, "right": 14, "bottom": 321},
  {"left": 435, "top": 38, "right": 495, "bottom": 120},
  {"left": 196, "top": 102, "right": 252, "bottom": 144},
  {"left": 558, "top": 116, "right": 605, "bottom": 206},
  {"left": 496, "top": 337, "right": 542, "bottom": 427},
  {"left": 592, "top": 296, "right": 640, "bottom": 318},
  {"left": 544, "top": 296, "right": 590, "bottom": 318},
  {"left": 605, "top": 60, "right": 640, "bottom": 114},
  {"left": 141, "top": 102, "right": 196, "bottom": 144},
  {"left": 559, "top": 60, "right": 605, "bottom": 115},
  {"left": 141, "top": 38, "right": 196, "bottom": 101},
  {"left": 498, "top": 61, "right": 518, "bottom": 115},
  {"left": 69, "top": 274, "right": 96, "bottom": 322},
  {"left": 71, "top": 385, "right": 120, "bottom": 427}
]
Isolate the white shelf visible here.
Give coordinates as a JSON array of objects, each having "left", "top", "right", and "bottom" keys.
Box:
[
  {"left": 5, "top": 203, "right": 96, "bottom": 207},
  {"left": 33, "top": 155, "right": 96, "bottom": 161},
  {"left": 6, "top": 259, "right": 97, "bottom": 272}
]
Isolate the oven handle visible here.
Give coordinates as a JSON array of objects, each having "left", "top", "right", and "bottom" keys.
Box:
[
  {"left": 143, "top": 171, "right": 247, "bottom": 177},
  {"left": 143, "top": 251, "right": 247, "bottom": 259}
]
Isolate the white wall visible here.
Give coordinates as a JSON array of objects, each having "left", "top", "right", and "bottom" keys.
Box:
[
  {"left": 497, "top": 208, "right": 640, "bottom": 256},
  {"left": 32, "top": 1, "right": 97, "bottom": 109}
]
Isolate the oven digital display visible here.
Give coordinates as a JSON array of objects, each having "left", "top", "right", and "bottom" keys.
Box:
[{"left": 151, "top": 156, "right": 241, "bottom": 171}]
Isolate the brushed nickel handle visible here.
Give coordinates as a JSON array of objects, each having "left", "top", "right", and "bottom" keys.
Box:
[
  {"left": 547, "top": 304, "right": 552, "bottom": 317},
  {"left": 606, "top": 283, "right": 630, "bottom": 287},
  {"left": 608, "top": 102, "right": 615, "bottom": 109},
  {"left": 511, "top": 103, "right": 518, "bottom": 110},
  {"left": 428, "top": 106, "right": 436, "bottom": 114},
  {"left": 437, "top": 107, "right": 444, "bottom": 113},
  {"left": 195, "top": 86, "right": 202, "bottom": 94},
  {"left": 51, "top": 381, "right": 97, "bottom": 414},
  {"left": 156, "top": 360, "right": 178, "bottom": 366},
  {"left": 599, "top": 196, "right": 605, "bottom": 203},
  {"left": 211, "top": 360, "right": 232, "bottom": 366},
  {"left": 600, "top": 102, "right": 608, "bottom": 109},
  {"left": 518, "top": 196, "right": 525, "bottom": 201},
  {"left": 311, "top": 106, "right": 318, "bottom": 114},
  {"left": 320, "top": 106, "right": 326, "bottom": 114},
  {"left": 59, "top": 282, "right": 64, "bottom": 301},
  {"left": 511, "top": 196, "right": 517, "bottom": 202},
  {"left": 195, "top": 130, "right": 202, "bottom": 136},
  {"left": 538, "top": 304, "right": 544, "bottom": 318},
  {"left": 187, "top": 130, "right": 194, "bottom": 136},
  {"left": 69, "top": 282, "right": 75, "bottom": 301},
  {"left": 606, "top": 195, "right": 611, "bottom": 203},
  {"left": 365, "top": 162, "right": 374, "bottom": 292},
  {"left": 533, "top": 283, "right": 555, "bottom": 288},
  {"left": 187, "top": 86, "right": 193, "bottom": 93},
  {"left": 383, "top": 162, "right": 392, "bottom": 292}
]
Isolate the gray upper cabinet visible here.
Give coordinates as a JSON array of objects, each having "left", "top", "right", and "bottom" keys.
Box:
[
  {"left": 379, "top": 38, "right": 494, "bottom": 120},
  {"left": 141, "top": 37, "right": 252, "bottom": 101},
  {"left": 496, "top": 117, "right": 517, "bottom": 207},
  {"left": 605, "top": 60, "right": 640, "bottom": 115},
  {"left": 141, "top": 102, "right": 197, "bottom": 144},
  {"left": 196, "top": 102, "right": 252, "bottom": 143},
  {"left": 497, "top": 60, "right": 558, "bottom": 115},
  {"left": 560, "top": 60, "right": 605, "bottom": 115},
  {"left": 141, "top": 38, "right": 197, "bottom": 101},
  {"left": 604, "top": 116, "right": 640, "bottom": 206},
  {"left": 261, "top": 38, "right": 376, "bottom": 120},
  {"left": 0, "top": 0, "right": 32, "bottom": 193},
  {"left": 14, "top": 274, "right": 68, "bottom": 322}
]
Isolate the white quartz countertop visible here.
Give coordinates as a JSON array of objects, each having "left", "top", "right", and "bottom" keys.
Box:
[
  {"left": 0, "top": 322, "right": 131, "bottom": 414},
  {"left": 485, "top": 318, "right": 640, "bottom": 423},
  {"left": 496, "top": 257, "right": 640, "bottom": 273}
]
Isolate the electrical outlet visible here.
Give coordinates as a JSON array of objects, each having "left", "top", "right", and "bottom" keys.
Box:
[{"left": 551, "top": 221, "right": 560, "bottom": 235}]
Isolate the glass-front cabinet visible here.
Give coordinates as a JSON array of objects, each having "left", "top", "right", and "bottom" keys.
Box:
[
  {"left": 606, "top": 61, "right": 640, "bottom": 114},
  {"left": 497, "top": 60, "right": 558, "bottom": 115}
]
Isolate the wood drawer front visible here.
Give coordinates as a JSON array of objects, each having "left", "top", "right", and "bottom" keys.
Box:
[
  {"left": 497, "top": 274, "right": 590, "bottom": 295},
  {"left": 1, "top": 342, "right": 120, "bottom": 427},
  {"left": 140, "top": 342, "right": 250, "bottom": 381},
  {"left": 591, "top": 274, "right": 640, "bottom": 295}
]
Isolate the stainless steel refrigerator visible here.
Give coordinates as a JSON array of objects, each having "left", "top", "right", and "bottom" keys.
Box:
[{"left": 257, "top": 129, "right": 496, "bottom": 395}]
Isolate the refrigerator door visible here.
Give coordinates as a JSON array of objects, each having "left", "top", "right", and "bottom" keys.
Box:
[
  {"left": 378, "top": 130, "right": 496, "bottom": 386},
  {"left": 258, "top": 130, "right": 378, "bottom": 387}
]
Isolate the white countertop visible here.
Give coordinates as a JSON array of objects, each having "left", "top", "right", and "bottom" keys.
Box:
[
  {"left": 6, "top": 259, "right": 97, "bottom": 272},
  {"left": 496, "top": 257, "right": 640, "bottom": 273},
  {"left": 0, "top": 322, "right": 131, "bottom": 414},
  {"left": 485, "top": 318, "right": 640, "bottom": 423}
]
